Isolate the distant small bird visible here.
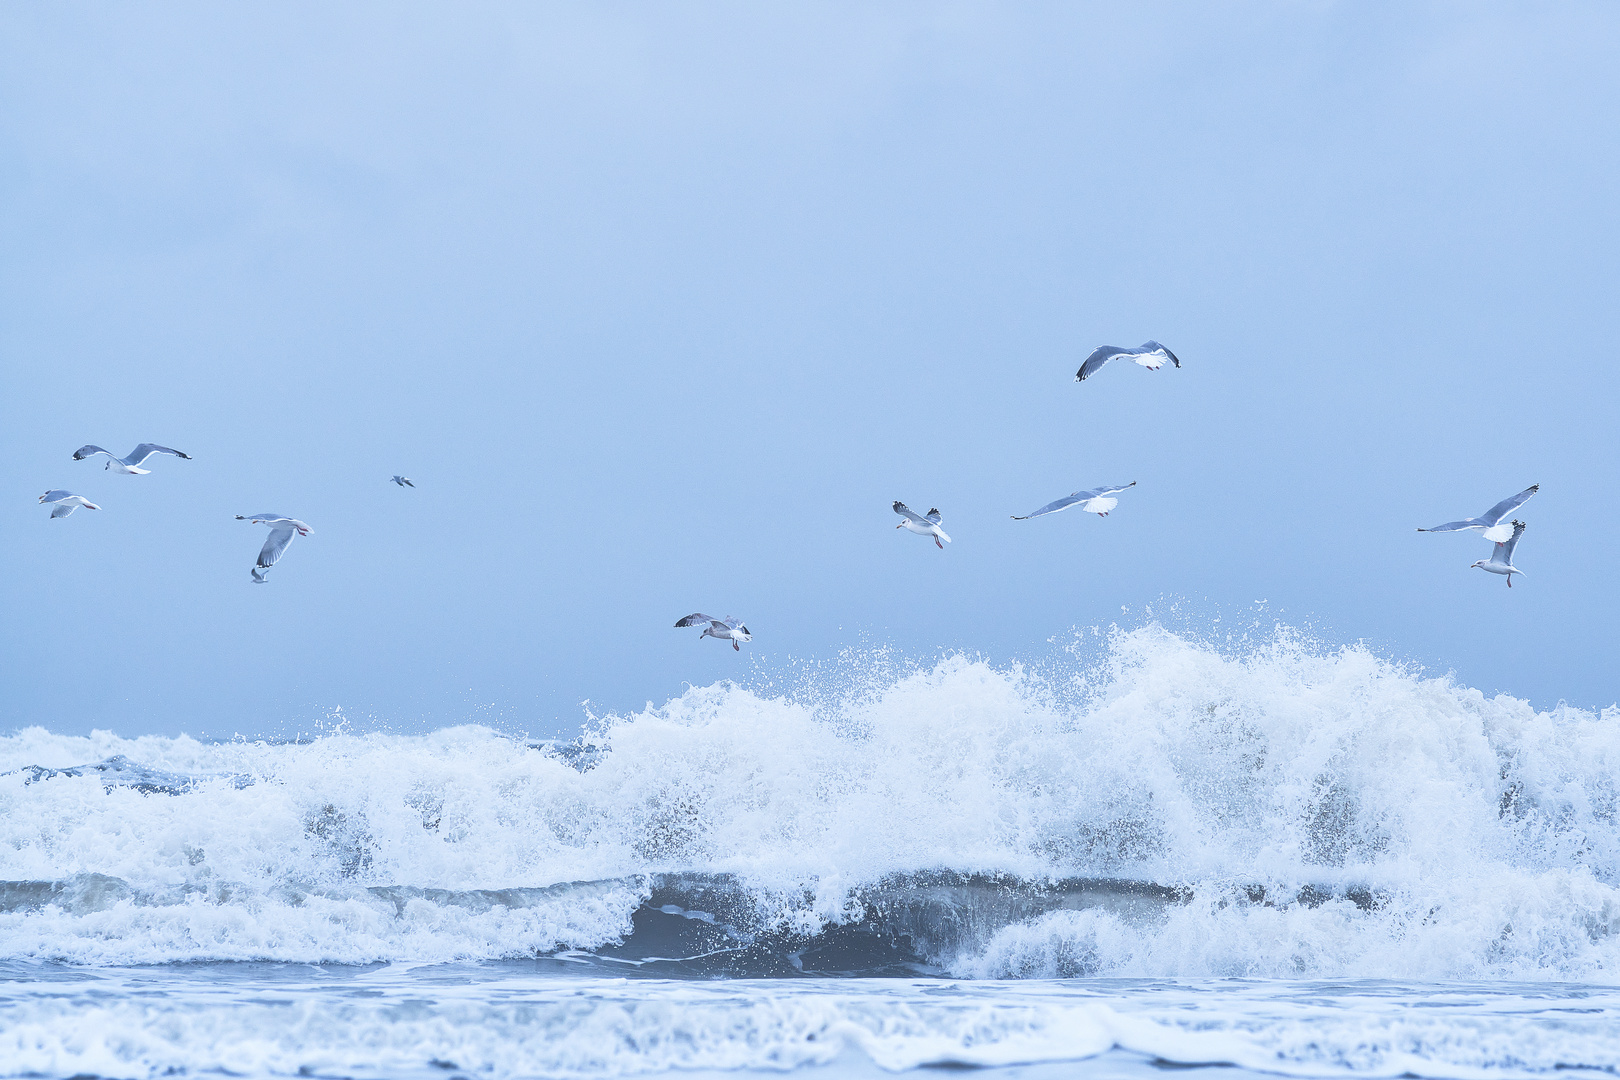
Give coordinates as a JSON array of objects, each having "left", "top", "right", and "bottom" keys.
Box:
[
  {"left": 674, "top": 614, "right": 752, "bottom": 651},
  {"left": 1471, "top": 520, "right": 1528, "bottom": 587},
  {"left": 1012, "top": 482, "right": 1137, "bottom": 520},
  {"left": 893, "top": 501, "right": 951, "bottom": 549},
  {"left": 391, "top": 476, "right": 415, "bottom": 487},
  {"left": 39, "top": 490, "right": 100, "bottom": 518},
  {"left": 236, "top": 513, "right": 313, "bottom": 583},
  {"left": 1418, "top": 484, "right": 1538, "bottom": 543},
  {"left": 72, "top": 444, "right": 191, "bottom": 474},
  {"left": 1076, "top": 342, "right": 1181, "bottom": 382}
]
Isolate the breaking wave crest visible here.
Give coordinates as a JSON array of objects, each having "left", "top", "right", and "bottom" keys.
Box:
[{"left": 2, "top": 624, "right": 1618, "bottom": 978}]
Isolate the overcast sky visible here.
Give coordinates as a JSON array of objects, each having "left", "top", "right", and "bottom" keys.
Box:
[{"left": 3, "top": 2, "right": 1616, "bottom": 739}]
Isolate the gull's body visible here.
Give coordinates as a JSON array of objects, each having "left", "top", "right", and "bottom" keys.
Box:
[
  {"left": 236, "top": 513, "right": 313, "bottom": 583},
  {"left": 1075, "top": 342, "right": 1181, "bottom": 382},
  {"left": 391, "top": 476, "right": 415, "bottom": 487},
  {"left": 39, "top": 490, "right": 100, "bottom": 518},
  {"left": 73, "top": 443, "right": 191, "bottom": 475},
  {"left": 893, "top": 501, "right": 951, "bottom": 549},
  {"left": 1471, "top": 520, "right": 1527, "bottom": 587},
  {"left": 675, "top": 613, "right": 752, "bottom": 651},
  {"left": 1418, "top": 484, "right": 1538, "bottom": 543},
  {"left": 1012, "top": 482, "right": 1137, "bottom": 520}
]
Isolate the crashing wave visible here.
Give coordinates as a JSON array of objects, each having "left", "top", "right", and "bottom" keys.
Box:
[{"left": 1, "top": 624, "right": 1617, "bottom": 977}]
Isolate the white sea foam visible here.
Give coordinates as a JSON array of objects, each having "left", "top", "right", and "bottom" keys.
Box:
[
  {"left": 2, "top": 624, "right": 1617, "bottom": 976},
  {"left": 5, "top": 971, "right": 1620, "bottom": 1080}
]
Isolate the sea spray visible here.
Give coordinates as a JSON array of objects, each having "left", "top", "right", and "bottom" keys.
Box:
[{"left": 2, "top": 624, "right": 1617, "bottom": 976}]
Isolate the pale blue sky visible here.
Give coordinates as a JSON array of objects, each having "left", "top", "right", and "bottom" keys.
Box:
[{"left": 3, "top": 3, "right": 1616, "bottom": 738}]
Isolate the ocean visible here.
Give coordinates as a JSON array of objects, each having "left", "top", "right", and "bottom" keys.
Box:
[{"left": 3, "top": 625, "right": 1618, "bottom": 1078}]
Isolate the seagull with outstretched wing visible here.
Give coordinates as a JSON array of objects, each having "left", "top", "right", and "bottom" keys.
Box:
[
  {"left": 73, "top": 443, "right": 191, "bottom": 475},
  {"left": 893, "top": 501, "right": 951, "bottom": 549},
  {"left": 1075, "top": 342, "right": 1180, "bottom": 382},
  {"left": 1012, "top": 482, "right": 1137, "bottom": 520},
  {"left": 1471, "top": 520, "right": 1528, "bottom": 587},
  {"left": 39, "top": 490, "right": 100, "bottom": 518},
  {"left": 391, "top": 476, "right": 415, "bottom": 487},
  {"left": 236, "top": 513, "right": 313, "bottom": 583},
  {"left": 674, "top": 613, "right": 752, "bottom": 651},
  {"left": 1418, "top": 484, "right": 1538, "bottom": 543}
]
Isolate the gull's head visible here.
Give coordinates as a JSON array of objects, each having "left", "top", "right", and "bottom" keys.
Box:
[{"left": 1470, "top": 559, "right": 1487, "bottom": 570}]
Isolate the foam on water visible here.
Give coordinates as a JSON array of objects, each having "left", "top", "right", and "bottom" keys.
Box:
[
  {"left": 5, "top": 968, "right": 1620, "bottom": 1080},
  {"left": 2, "top": 624, "right": 1618, "bottom": 977}
]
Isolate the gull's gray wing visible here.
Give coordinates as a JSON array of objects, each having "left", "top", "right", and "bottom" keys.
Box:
[
  {"left": 892, "top": 501, "right": 928, "bottom": 524},
  {"left": 239, "top": 514, "right": 309, "bottom": 531},
  {"left": 72, "top": 445, "right": 111, "bottom": 461},
  {"left": 675, "top": 613, "right": 719, "bottom": 628},
  {"left": 1420, "top": 485, "right": 1539, "bottom": 532},
  {"left": 40, "top": 490, "right": 75, "bottom": 503},
  {"left": 1076, "top": 346, "right": 1128, "bottom": 382},
  {"left": 1499, "top": 520, "right": 1526, "bottom": 563},
  {"left": 50, "top": 503, "right": 76, "bottom": 518},
  {"left": 1012, "top": 492, "right": 1085, "bottom": 520},
  {"left": 1139, "top": 340, "right": 1181, "bottom": 368},
  {"left": 924, "top": 508, "right": 942, "bottom": 524},
  {"left": 1417, "top": 518, "right": 1481, "bottom": 534},
  {"left": 256, "top": 525, "right": 297, "bottom": 570},
  {"left": 1479, "top": 485, "right": 1539, "bottom": 527},
  {"left": 124, "top": 444, "right": 191, "bottom": 465},
  {"left": 1089, "top": 482, "right": 1137, "bottom": 498},
  {"left": 718, "top": 616, "right": 748, "bottom": 631}
]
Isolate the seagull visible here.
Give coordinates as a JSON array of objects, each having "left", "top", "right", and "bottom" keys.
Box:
[
  {"left": 1075, "top": 342, "right": 1181, "bottom": 382},
  {"left": 39, "top": 490, "right": 100, "bottom": 518},
  {"left": 1012, "top": 482, "right": 1137, "bottom": 520},
  {"left": 1471, "top": 520, "right": 1527, "bottom": 587},
  {"left": 72, "top": 444, "right": 192, "bottom": 474},
  {"left": 893, "top": 501, "right": 951, "bottom": 549},
  {"left": 1417, "top": 484, "right": 1538, "bottom": 543},
  {"left": 674, "top": 614, "right": 752, "bottom": 651},
  {"left": 391, "top": 476, "right": 415, "bottom": 487},
  {"left": 236, "top": 513, "right": 312, "bottom": 583}
]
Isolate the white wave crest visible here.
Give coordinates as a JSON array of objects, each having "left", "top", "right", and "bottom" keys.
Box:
[{"left": 1, "top": 624, "right": 1617, "bottom": 975}]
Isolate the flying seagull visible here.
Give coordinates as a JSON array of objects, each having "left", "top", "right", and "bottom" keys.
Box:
[
  {"left": 893, "top": 501, "right": 951, "bottom": 549},
  {"left": 1417, "top": 484, "right": 1538, "bottom": 543},
  {"left": 674, "top": 614, "right": 752, "bottom": 651},
  {"left": 391, "top": 476, "right": 415, "bottom": 487},
  {"left": 236, "top": 513, "right": 313, "bottom": 583},
  {"left": 1471, "top": 520, "right": 1527, "bottom": 587},
  {"left": 1012, "top": 482, "right": 1137, "bottom": 520},
  {"left": 39, "top": 490, "right": 100, "bottom": 518},
  {"left": 1075, "top": 342, "right": 1181, "bottom": 382},
  {"left": 73, "top": 444, "right": 192, "bottom": 474}
]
